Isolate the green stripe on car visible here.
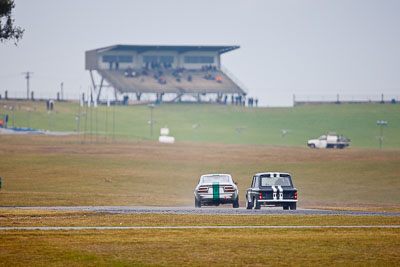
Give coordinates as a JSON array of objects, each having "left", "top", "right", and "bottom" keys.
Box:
[{"left": 213, "top": 182, "right": 219, "bottom": 200}]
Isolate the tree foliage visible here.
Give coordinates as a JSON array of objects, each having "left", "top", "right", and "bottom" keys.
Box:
[{"left": 0, "top": 0, "right": 24, "bottom": 43}]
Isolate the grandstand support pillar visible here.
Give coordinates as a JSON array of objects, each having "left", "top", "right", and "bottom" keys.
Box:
[
  {"left": 136, "top": 92, "right": 142, "bottom": 101},
  {"left": 89, "top": 69, "right": 96, "bottom": 92},
  {"left": 97, "top": 77, "right": 104, "bottom": 102},
  {"left": 171, "top": 93, "right": 184, "bottom": 102},
  {"left": 89, "top": 70, "right": 103, "bottom": 102},
  {"left": 114, "top": 88, "right": 118, "bottom": 102}
]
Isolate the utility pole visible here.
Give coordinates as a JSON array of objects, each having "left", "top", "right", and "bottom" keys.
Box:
[
  {"left": 22, "top": 72, "right": 33, "bottom": 100},
  {"left": 60, "top": 82, "right": 64, "bottom": 100},
  {"left": 148, "top": 104, "right": 155, "bottom": 137}
]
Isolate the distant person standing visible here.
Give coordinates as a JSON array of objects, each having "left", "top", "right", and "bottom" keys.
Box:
[
  {"left": 255, "top": 98, "right": 258, "bottom": 107},
  {"left": 4, "top": 114, "right": 8, "bottom": 128}
]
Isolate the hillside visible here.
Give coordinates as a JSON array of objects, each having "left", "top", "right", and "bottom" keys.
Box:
[{"left": 1, "top": 101, "right": 399, "bottom": 149}]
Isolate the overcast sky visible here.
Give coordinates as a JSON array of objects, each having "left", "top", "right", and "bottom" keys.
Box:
[{"left": 1, "top": 0, "right": 399, "bottom": 106}]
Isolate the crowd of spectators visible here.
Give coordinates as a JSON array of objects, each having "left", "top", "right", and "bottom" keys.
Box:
[
  {"left": 124, "top": 67, "right": 138, "bottom": 78},
  {"left": 247, "top": 97, "right": 258, "bottom": 107},
  {"left": 204, "top": 73, "right": 216, "bottom": 80},
  {"left": 152, "top": 70, "right": 166, "bottom": 84},
  {"left": 122, "top": 63, "right": 227, "bottom": 86}
]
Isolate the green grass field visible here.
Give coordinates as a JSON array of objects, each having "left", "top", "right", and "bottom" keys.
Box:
[{"left": 1, "top": 100, "right": 399, "bottom": 149}]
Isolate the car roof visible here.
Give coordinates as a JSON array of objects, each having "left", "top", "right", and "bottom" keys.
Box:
[
  {"left": 254, "top": 172, "right": 291, "bottom": 177},
  {"left": 201, "top": 174, "right": 232, "bottom": 178}
]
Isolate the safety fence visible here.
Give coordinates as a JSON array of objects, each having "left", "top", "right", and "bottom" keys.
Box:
[{"left": 293, "top": 94, "right": 400, "bottom": 106}]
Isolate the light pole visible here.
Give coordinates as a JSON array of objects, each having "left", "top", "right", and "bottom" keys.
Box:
[
  {"left": 376, "top": 120, "right": 388, "bottom": 149},
  {"left": 26, "top": 108, "right": 31, "bottom": 129},
  {"left": 148, "top": 104, "right": 155, "bottom": 137},
  {"left": 192, "top": 123, "right": 201, "bottom": 141}
]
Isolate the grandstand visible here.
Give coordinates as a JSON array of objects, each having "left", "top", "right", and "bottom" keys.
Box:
[{"left": 85, "top": 45, "right": 246, "bottom": 103}]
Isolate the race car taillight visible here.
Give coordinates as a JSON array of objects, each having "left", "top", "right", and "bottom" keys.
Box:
[
  {"left": 198, "top": 186, "right": 208, "bottom": 193},
  {"left": 294, "top": 192, "right": 297, "bottom": 199},
  {"left": 259, "top": 193, "right": 262, "bottom": 199},
  {"left": 224, "top": 186, "right": 235, "bottom": 192}
]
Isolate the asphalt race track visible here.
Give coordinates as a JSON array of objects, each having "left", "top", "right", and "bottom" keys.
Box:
[{"left": 2, "top": 206, "right": 399, "bottom": 216}]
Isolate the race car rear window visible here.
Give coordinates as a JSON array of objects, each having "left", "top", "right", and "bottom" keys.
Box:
[
  {"left": 202, "top": 176, "right": 231, "bottom": 183},
  {"left": 260, "top": 177, "right": 291, "bottom": 187}
]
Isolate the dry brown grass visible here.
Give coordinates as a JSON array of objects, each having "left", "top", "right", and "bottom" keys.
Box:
[
  {"left": 0, "top": 209, "right": 399, "bottom": 227},
  {"left": 0, "top": 135, "right": 399, "bottom": 209},
  {"left": 1, "top": 228, "right": 399, "bottom": 266}
]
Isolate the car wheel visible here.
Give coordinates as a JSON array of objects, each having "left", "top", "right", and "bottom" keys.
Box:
[
  {"left": 246, "top": 198, "right": 253, "bottom": 209},
  {"left": 195, "top": 198, "right": 201, "bottom": 208},
  {"left": 253, "top": 197, "right": 261, "bottom": 209},
  {"left": 309, "top": 144, "right": 316, "bottom": 148},
  {"left": 283, "top": 205, "right": 289, "bottom": 210},
  {"left": 290, "top": 203, "right": 297, "bottom": 210},
  {"left": 233, "top": 197, "right": 239, "bottom": 208}
]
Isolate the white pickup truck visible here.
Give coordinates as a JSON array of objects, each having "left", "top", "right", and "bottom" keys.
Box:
[{"left": 307, "top": 134, "right": 350, "bottom": 149}]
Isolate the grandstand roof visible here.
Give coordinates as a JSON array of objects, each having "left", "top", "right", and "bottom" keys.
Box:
[{"left": 92, "top": 44, "right": 240, "bottom": 54}]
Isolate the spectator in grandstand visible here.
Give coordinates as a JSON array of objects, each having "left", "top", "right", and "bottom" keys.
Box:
[
  {"left": 216, "top": 76, "right": 222, "bottom": 83},
  {"left": 204, "top": 73, "right": 215, "bottom": 80},
  {"left": 122, "top": 95, "right": 129, "bottom": 105},
  {"left": 187, "top": 75, "right": 192, "bottom": 82},
  {"left": 124, "top": 67, "right": 134, "bottom": 78}
]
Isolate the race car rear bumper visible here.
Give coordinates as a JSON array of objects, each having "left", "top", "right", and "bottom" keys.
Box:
[
  {"left": 258, "top": 199, "right": 297, "bottom": 203},
  {"left": 197, "top": 193, "right": 236, "bottom": 201}
]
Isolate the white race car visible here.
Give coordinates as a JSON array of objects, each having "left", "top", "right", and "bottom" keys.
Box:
[{"left": 194, "top": 174, "right": 239, "bottom": 208}]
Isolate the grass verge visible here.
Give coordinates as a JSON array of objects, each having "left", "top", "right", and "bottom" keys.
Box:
[{"left": 0, "top": 228, "right": 399, "bottom": 266}]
